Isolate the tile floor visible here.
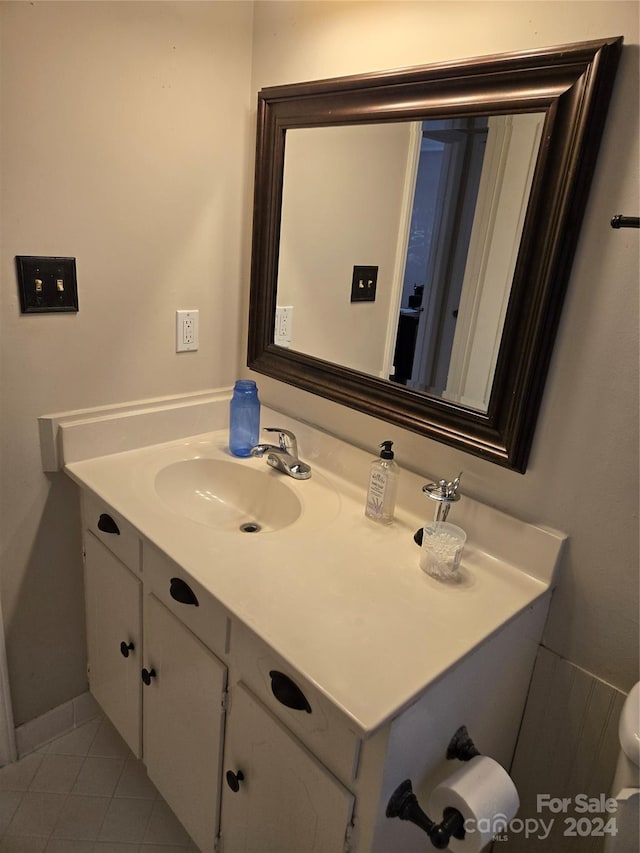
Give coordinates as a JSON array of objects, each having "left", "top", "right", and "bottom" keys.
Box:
[{"left": 0, "top": 715, "right": 200, "bottom": 852}]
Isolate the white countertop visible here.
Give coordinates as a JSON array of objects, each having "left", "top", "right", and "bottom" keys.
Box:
[{"left": 63, "top": 411, "right": 564, "bottom": 738}]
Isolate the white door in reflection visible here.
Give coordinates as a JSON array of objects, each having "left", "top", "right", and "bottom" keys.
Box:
[{"left": 391, "top": 114, "right": 543, "bottom": 411}]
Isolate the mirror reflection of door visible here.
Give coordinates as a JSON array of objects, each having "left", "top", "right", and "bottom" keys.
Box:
[
  {"left": 391, "top": 117, "right": 488, "bottom": 393},
  {"left": 390, "top": 114, "right": 543, "bottom": 411}
]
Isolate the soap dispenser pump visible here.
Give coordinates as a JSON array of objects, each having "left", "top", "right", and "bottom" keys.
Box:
[{"left": 365, "top": 440, "right": 399, "bottom": 524}]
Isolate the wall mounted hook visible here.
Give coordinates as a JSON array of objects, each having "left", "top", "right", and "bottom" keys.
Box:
[{"left": 610, "top": 215, "right": 640, "bottom": 228}]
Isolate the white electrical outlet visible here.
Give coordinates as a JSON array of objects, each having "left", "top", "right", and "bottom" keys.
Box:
[
  {"left": 275, "top": 305, "right": 293, "bottom": 346},
  {"left": 176, "top": 310, "right": 199, "bottom": 352}
]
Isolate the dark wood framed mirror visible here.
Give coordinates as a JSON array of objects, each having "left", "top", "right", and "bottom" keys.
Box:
[{"left": 248, "top": 37, "right": 622, "bottom": 472}]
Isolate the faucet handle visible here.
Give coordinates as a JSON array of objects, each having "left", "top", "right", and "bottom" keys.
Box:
[{"left": 263, "top": 427, "right": 298, "bottom": 456}]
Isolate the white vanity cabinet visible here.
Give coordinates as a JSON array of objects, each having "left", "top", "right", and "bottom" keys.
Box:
[
  {"left": 67, "top": 415, "right": 563, "bottom": 853},
  {"left": 79, "top": 484, "right": 551, "bottom": 853}
]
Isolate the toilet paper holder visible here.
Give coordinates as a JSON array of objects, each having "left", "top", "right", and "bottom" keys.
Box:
[
  {"left": 386, "top": 778, "right": 466, "bottom": 849},
  {"left": 385, "top": 726, "right": 480, "bottom": 849}
]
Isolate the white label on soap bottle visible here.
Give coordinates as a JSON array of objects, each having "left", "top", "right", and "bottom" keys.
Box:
[{"left": 367, "top": 469, "right": 387, "bottom": 518}]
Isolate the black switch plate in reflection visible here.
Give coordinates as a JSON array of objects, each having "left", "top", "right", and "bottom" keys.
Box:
[
  {"left": 16, "top": 256, "right": 78, "bottom": 313},
  {"left": 351, "top": 265, "right": 378, "bottom": 302}
]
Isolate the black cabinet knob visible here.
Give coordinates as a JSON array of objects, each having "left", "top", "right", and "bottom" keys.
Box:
[
  {"left": 269, "top": 670, "right": 312, "bottom": 713},
  {"left": 169, "top": 577, "right": 199, "bottom": 607},
  {"left": 97, "top": 513, "right": 120, "bottom": 535},
  {"left": 120, "top": 641, "right": 134, "bottom": 658},
  {"left": 226, "top": 770, "right": 244, "bottom": 792},
  {"left": 141, "top": 667, "right": 156, "bottom": 686}
]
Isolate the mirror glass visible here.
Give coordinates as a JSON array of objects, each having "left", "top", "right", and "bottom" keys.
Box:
[
  {"left": 248, "top": 38, "right": 622, "bottom": 471},
  {"left": 277, "top": 113, "right": 544, "bottom": 412}
]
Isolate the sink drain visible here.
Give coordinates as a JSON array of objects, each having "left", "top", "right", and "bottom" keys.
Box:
[{"left": 240, "top": 522, "right": 262, "bottom": 533}]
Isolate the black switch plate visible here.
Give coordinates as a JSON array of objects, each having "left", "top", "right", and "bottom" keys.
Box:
[
  {"left": 16, "top": 256, "right": 78, "bottom": 313},
  {"left": 351, "top": 265, "right": 378, "bottom": 302}
]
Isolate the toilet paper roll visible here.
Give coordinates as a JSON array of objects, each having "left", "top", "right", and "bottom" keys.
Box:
[{"left": 428, "top": 755, "right": 519, "bottom": 853}]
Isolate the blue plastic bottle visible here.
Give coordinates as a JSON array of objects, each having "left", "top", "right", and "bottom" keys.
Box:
[{"left": 229, "top": 380, "right": 260, "bottom": 457}]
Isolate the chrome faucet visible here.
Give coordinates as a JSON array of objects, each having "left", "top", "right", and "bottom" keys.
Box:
[
  {"left": 250, "top": 427, "right": 311, "bottom": 480},
  {"left": 422, "top": 472, "right": 462, "bottom": 523}
]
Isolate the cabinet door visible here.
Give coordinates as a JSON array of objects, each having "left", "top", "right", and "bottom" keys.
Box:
[
  {"left": 221, "top": 683, "right": 355, "bottom": 853},
  {"left": 143, "top": 594, "right": 227, "bottom": 853},
  {"left": 84, "top": 532, "right": 142, "bottom": 757}
]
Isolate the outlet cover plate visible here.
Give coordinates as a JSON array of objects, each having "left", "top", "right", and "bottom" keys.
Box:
[
  {"left": 176, "top": 309, "right": 199, "bottom": 352},
  {"left": 275, "top": 305, "right": 293, "bottom": 345},
  {"left": 16, "top": 256, "right": 78, "bottom": 313}
]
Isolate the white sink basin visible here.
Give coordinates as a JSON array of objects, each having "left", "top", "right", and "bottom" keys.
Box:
[{"left": 155, "top": 459, "right": 302, "bottom": 533}]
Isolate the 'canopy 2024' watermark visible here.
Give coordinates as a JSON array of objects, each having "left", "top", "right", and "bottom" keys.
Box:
[{"left": 464, "top": 794, "right": 620, "bottom": 842}]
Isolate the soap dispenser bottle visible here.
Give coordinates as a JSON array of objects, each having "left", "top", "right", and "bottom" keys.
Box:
[{"left": 365, "top": 441, "right": 399, "bottom": 524}]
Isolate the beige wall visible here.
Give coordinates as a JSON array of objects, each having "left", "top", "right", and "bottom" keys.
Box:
[
  {"left": 249, "top": 0, "right": 640, "bottom": 695},
  {"left": 0, "top": 1, "right": 253, "bottom": 724}
]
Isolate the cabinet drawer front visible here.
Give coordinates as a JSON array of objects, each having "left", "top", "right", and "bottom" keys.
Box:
[
  {"left": 143, "top": 542, "right": 229, "bottom": 659},
  {"left": 82, "top": 491, "right": 140, "bottom": 572},
  {"left": 233, "top": 626, "right": 361, "bottom": 786}
]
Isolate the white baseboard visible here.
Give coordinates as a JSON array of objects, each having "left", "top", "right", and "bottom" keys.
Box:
[{"left": 13, "top": 691, "right": 101, "bottom": 761}]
